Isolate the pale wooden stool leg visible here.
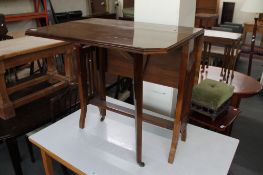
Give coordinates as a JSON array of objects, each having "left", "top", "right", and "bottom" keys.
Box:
[
  {"left": 46, "top": 56, "right": 58, "bottom": 83},
  {"left": 64, "top": 46, "right": 75, "bottom": 82},
  {"left": 40, "top": 149, "right": 54, "bottom": 175},
  {"left": 0, "top": 61, "right": 15, "bottom": 119}
]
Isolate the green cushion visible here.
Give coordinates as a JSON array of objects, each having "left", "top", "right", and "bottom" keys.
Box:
[
  {"left": 123, "top": 7, "right": 134, "bottom": 18},
  {"left": 192, "top": 79, "right": 234, "bottom": 110}
]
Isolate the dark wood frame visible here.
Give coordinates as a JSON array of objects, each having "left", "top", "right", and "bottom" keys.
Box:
[
  {"left": 26, "top": 18, "right": 204, "bottom": 167},
  {"left": 0, "top": 42, "right": 74, "bottom": 120}
]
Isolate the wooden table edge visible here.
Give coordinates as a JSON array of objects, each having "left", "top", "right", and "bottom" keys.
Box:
[
  {"left": 0, "top": 42, "right": 72, "bottom": 61},
  {"left": 29, "top": 138, "right": 87, "bottom": 175},
  {"left": 25, "top": 28, "right": 204, "bottom": 55}
]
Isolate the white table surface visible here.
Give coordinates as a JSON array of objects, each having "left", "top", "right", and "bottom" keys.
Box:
[
  {"left": 30, "top": 97, "right": 239, "bottom": 175},
  {"left": 205, "top": 30, "right": 242, "bottom": 40}
]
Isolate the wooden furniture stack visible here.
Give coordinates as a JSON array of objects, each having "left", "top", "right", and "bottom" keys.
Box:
[
  {"left": 0, "top": 36, "right": 74, "bottom": 120},
  {"left": 203, "top": 30, "right": 242, "bottom": 82},
  {"left": 4, "top": 0, "right": 49, "bottom": 26},
  {"left": 195, "top": 0, "right": 219, "bottom": 28},
  {"left": 241, "top": 22, "right": 263, "bottom": 75},
  {"left": 26, "top": 18, "right": 204, "bottom": 165}
]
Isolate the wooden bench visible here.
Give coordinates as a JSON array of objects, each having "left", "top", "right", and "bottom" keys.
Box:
[{"left": 0, "top": 36, "right": 74, "bottom": 120}]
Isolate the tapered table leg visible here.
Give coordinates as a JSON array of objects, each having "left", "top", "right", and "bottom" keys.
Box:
[
  {"left": 97, "top": 47, "right": 107, "bottom": 121},
  {"left": 40, "top": 149, "right": 54, "bottom": 175},
  {"left": 76, "top": 45, "right": 88, "bottom": 129},
  {"left": 169, "top": 35, "right": 203, "bottom": 164},
  {"left": 168, "top": 43, "right": 190, "bottom": 164},
  {"left": 133, "top": 54, "right": 144, "bottom": 167},
  {"left": 6, "top": 138, "right": 23, "bottom": 175}
]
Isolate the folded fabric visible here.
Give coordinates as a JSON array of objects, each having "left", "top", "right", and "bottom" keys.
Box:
[{"left": 192, "top": 79, "right": 234, "bottom": 110}]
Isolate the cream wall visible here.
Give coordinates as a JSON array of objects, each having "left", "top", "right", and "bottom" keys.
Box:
[
  {"left": 219, "top": 0, "right": 256, "bottom": 24},
  {"left": 0, "top": 0, "right": 89, "bottom": 32},
  {"left": 178, "top": 0, "right": 196, "bottom": 27},
  {"left": 51, "top": 0, "right": 88, "bottom": 16},
  {"left": 134, "top": 0, "right": 196, "bottom": 117},
  {"left": 135, "top": 0, "right": 180, "bottom": 25}
]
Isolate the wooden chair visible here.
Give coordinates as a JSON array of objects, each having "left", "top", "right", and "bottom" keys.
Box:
[
  {"left": 202, "top": 29, "right": 241, "bottom": 83},
  {"left": 240, "top": 22, "right": 263, "bottom": 75}
]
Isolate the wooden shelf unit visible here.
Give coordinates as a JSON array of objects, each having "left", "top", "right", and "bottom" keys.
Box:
[{"left": 5, "top": 0, "right": 49, "bottom": 25}]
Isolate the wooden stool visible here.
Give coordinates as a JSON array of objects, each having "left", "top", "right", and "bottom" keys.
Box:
[
  {"left": 189, "top": 106, "right": 240, "bottom": 135},
  {"left": 0, "top": 36, "right": 74, "bottom": 120}
]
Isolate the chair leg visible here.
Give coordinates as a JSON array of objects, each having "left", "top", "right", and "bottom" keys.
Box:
[
  {"left": 6, "top": 138, "right": 23, "bottom": 175},
  {"left": 30, "top": 62, "right": 34, "bottom": 75},
  {"left": 60, "top": 164, "right": 70, "bottom": 175},
  {"left": 25, "top": 137, "right": 35, "bottom": 163}
]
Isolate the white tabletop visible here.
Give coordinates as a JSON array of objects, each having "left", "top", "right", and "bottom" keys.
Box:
[
  {"left": 30, "top": 97, "right": 239, "bottom": 175},
  {"left": 205, "top": 30, "right": 242, "bottom": 40}
]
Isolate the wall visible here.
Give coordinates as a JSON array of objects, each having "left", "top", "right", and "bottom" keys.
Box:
[
  {"left": 134, "top": 0, "right": 196, "bottom": 117},
  {"left": 0, "top": 0, "right": 88, "bottom": 32},
  {"left": 135, "top": 0, "right": 180, "bottom": 25},
  {"left": 51, "top": 0, "right": 88, "bottom": 16},
  {"left": 218, "top": 0, "right": 256, "bottom": 24},
  {"left": 178, "top": 0, "right": 196, "bottom": 27}
]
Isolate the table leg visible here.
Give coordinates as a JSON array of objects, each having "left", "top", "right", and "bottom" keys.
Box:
[
  {"left": 64, "top": 46, "right": 75, "bottom": 82},
  {"left": 168, "top": 42, "right": 190, "bottom": 164},
  {"left": 207, "top": 43, "right": 212, "bottom": 68},
  {"left": 231, "top": 94, "right": 241, "bottom": 108},
  {"left": 40, "top": 149, "right": 54, "bottom": 175},
  {"left": 76, "top": 45, "right": 88, "bottom": 129},
  {"left": 46, "top": 56, "right": 58, "bottom": 83},
  {"left": 133, "top": 53, "right": 144, "bottom": 167},
  {"left": 0, "top": 61, "right": 15, "bottom": 119},
  {"left": 202, "top": 42, "right": 208, "bottom": 70},
  {"left": 97, "top": 48, "right": 107, "bottom": 122},
  {"left": 170, "top": 35, "right": 203, "bottom": 163},
  {"left": 6, "top": 138, "right": 23, "bottom": 175},
  {"left": 226, "top": 46, "right": 235, "bottom": 83}
]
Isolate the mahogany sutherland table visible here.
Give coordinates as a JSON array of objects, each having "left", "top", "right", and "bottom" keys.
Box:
[{"left": 26, "top": 18, "right": 204, "bottom": 165}]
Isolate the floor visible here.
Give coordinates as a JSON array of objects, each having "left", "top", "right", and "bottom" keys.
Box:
[
  {"left": 230, "top": 57, "right": 263, "bottom": 175},
  {"left": 0, "top": 57, "right": 262, "bottom": 175}
]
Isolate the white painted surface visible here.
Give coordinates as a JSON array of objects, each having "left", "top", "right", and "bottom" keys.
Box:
[
  {"left": 30, "top": 97, "right": 239, "bottom": 175},
  {"left": 178, "top": 0, "right": 196, "bottom": 27},
  {"left": 143, "top": 82, "right": 176, "bottom": 117},
  {"left": 205, "top": 29, "right": 242, "bottom": 40},
  {"left": 135, "top": 0, "right": 180, "bottom": 25}
]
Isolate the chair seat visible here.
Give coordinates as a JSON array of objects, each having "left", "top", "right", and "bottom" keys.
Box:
[
  {"left": 123, "top": 7, "right": 134, "bottom": 18},
  {"left": 192, "top": 79, "right": 234, "bottom": 111},
  {"left": 241, "top": 44, "right": 263, "bottom": 56}
]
